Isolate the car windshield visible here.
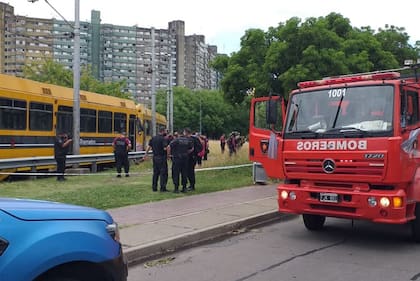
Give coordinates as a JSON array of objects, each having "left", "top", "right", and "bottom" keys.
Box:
[{"left": 285, "top": 85, "right": 394, "bottom": 136}]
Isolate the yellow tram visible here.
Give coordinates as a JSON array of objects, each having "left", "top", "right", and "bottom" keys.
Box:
[{"left": 0, "top": 74, "right": 166, "bottom": 178}]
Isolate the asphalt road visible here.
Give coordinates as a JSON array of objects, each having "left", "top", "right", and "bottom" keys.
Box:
[{"left": 128, "top": 215, "right": 420, "bottom": 281}]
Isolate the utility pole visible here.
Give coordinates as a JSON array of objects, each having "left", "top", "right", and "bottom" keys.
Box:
[
  {"left": 199, "top": 98, "right": 202, "bottom": 134},
  {"left": 151, "top": 27, "right": 156, "bottom": 136},
  {"left": 166, "top": 84, "right": 170, "bottom": 130},
  {"left": 166, "top": 55, "right": 170, "bottom": 131},
  {"left": 168, "top": 54, "right": 173, "bottom": 133},
  {"left": 73, "top": 0, "right": 80, "bottom": 155},
  {"left": 28, "top": 0, "right": 80, "bottom": 155}
]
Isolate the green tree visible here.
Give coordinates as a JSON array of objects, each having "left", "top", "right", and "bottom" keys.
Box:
[
  {"left": 375, "top": 25, "right": 418, "bottom": 65},
  {"left": 156, "top": 87, "right": 249, "bottom": 138},
  {"left": 23, "top": 59, "right": 130, "bottom": 98},
  {"left": 216, "top": 13, "right": 419, "bottom": 101},
  {"left": 23, "top": 59, "right": 73, "bottom": 87},
  {"left": 220, "top": 29, "right": 270, "bottom": 104}
]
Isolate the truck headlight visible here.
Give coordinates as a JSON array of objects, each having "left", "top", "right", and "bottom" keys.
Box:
[
  {"left": 280, "top": 190, "right": 288, "bottom": 200},
  {"left": 106, "top": 223, "right": 120, "bottom": 242},
  {"left": 367, "top": 197, "right": 377, "bottom": 207},
  {"left": 379, "top": 197, "right": 390, "bottom": 208}
]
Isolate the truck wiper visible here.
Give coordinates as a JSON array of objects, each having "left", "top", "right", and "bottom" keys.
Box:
[
  {"left": 323, "top": 127, "right": 368, "bottom": 137},
  {"left": 287, "top": 130, "right": 319, "bottom": 139}
]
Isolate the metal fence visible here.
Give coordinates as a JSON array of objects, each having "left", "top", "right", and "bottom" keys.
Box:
[{"left": 0, "top": 151, "right": 148, "bottom": 178}]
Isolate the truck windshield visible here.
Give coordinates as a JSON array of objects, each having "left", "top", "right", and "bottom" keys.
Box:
[{"left": 285, "top": 85, "right": 394, "bottom": 138}]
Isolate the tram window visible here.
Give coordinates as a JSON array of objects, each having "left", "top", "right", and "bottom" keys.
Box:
[
  {"left": 0, "top": 97, "right": 27, "bottom": 130},
  {"left": 114, "top": 112, "right": 127, "bottom": 133},
  {"left": 29, "top": 102, "right": 52, "bottom": 131},
  {"left": 80, "top": 108, "right": 97, "bottom": 132},
  {"left": 98, "top": 110, "right": 112, "bottom": 133},
  {"left": 57, "top": 105, "right": 73, "bottom": 134}
]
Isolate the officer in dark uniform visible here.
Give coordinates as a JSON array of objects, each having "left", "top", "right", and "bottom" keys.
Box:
[
  {"left": 186, "top": 131, "right": 203, "bottom": 191},
  {"left": 146, "top": 128, "right": 168, "bottom": 192},
  {"left": 54, "top": 132, "right": 72, "bottom": 181},
  {"left": 112, "top": 131, "right": 132, "bottom": 177},
  {"left": 167, "top": 128, "right": 193, "bottom": 193}
]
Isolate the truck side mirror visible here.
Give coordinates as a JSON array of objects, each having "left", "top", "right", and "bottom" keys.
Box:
[{"left": 266, "top": 99, "right": 278, "bottom": 125}]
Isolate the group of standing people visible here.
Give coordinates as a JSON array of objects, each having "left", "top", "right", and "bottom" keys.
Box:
[
  {"left": 220, "top": 132, "right": 242, "bottom": 156},
  {"left": 54, "top": 129, "right": 241, "bottom": 186},
  {"left": 147, "top": 128, "right": 204, "bottom": 193},
  {"left": 55, "top": 130, "right": 132, "bottom": 181}
]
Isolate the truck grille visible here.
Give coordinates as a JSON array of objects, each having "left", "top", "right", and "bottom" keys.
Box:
[{"left": 284, "top": 158, "right": 384, "bottom": 176}]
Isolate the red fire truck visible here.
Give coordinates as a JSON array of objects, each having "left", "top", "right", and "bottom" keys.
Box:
[{"left": 249, "top": 65, "right": 420, "bottom": 241}]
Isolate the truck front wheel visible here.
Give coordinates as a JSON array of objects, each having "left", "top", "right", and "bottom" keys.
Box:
[{"left": 302, "top": 214, "right": 325, "bottom": 231}]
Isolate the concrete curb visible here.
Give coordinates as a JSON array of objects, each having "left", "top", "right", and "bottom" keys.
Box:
[{"left": 125, "top": 211, "right": 294, "bottom": 266}]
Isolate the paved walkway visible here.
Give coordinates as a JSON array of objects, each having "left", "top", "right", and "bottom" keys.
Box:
[{"left": 108, "top": 184, "right": 285, "bottom": 265}]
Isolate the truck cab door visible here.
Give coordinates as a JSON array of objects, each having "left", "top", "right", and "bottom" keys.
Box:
[
  {"left": 249, "top": 96, "right": 285, "bottom": 179},
  {"left": 400, "top": 87, "right": 420, "bottom": 163}
]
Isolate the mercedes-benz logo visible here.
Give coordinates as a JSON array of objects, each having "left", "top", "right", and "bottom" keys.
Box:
[{"left": 322, "top": 159, "right": 335, "bottom": 174}]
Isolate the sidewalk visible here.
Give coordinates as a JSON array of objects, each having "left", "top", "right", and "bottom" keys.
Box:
[{"left": 108, "top": 184, "right": 287, "bottom": 266}]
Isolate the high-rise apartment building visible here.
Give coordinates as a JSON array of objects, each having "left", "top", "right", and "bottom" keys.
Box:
[
  {"left": 0, "top": 3, "right": 54, "bottom": 76},
  {"left": 185, "top": 35, "right": 220, "bottom": 90},
  {"left": 0, "top": 2, "right": 220, "bottom": 104}
]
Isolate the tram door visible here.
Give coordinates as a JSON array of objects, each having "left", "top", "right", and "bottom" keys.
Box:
[{"left": 129, "top": 114, "right": 136, "bottom": 151}]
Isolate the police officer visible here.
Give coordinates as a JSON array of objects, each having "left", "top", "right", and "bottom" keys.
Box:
[
  {"left": 167, "top": 128, "right": 193, "bottom": 193},
  {"left": 146, "top": 128, "right": 168, "bottom": 192},
  {"left": 54, "top": 132, "right": 72, "bottom": 181},
  {"left": 112, "top": 131, "right": 132, "bottom": 177},
  {"left": 186, "top": 131, "right": 203, "bottom": 191}
]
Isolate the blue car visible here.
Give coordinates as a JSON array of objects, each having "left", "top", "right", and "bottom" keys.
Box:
[{"left": 0, "top": 198, "right": 127, "bottom": 281}]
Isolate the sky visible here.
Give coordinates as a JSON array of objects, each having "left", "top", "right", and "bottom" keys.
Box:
[{"left": 6, "top": 0, "right": 420, "bottom": 55}]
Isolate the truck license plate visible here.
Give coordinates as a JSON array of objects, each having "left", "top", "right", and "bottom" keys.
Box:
[{"left": 319, "top": 193, "right": 338, "bottom": 203}]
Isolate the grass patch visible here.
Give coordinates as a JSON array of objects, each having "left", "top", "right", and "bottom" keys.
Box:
[{"left": 0, "top": 141, "right": 253, "bottom": 209}]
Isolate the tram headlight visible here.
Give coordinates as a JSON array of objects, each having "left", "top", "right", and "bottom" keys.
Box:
[
  {"left": 289, "top": 191, "right": 297, "bottom": 200},
  {"left": 379, "top": 197, "right": 390, "bottom": 208},
  {"left": 367, "top": 197, "right": 377, "bottom": 207}
]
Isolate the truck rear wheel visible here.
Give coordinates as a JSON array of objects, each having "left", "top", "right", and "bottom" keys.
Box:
[
  {"left": 411, "top": 204, "right": 420, "bottom": 242},
  {"left": 302, "top": 214, "right": 325, "bottom": 231}
]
